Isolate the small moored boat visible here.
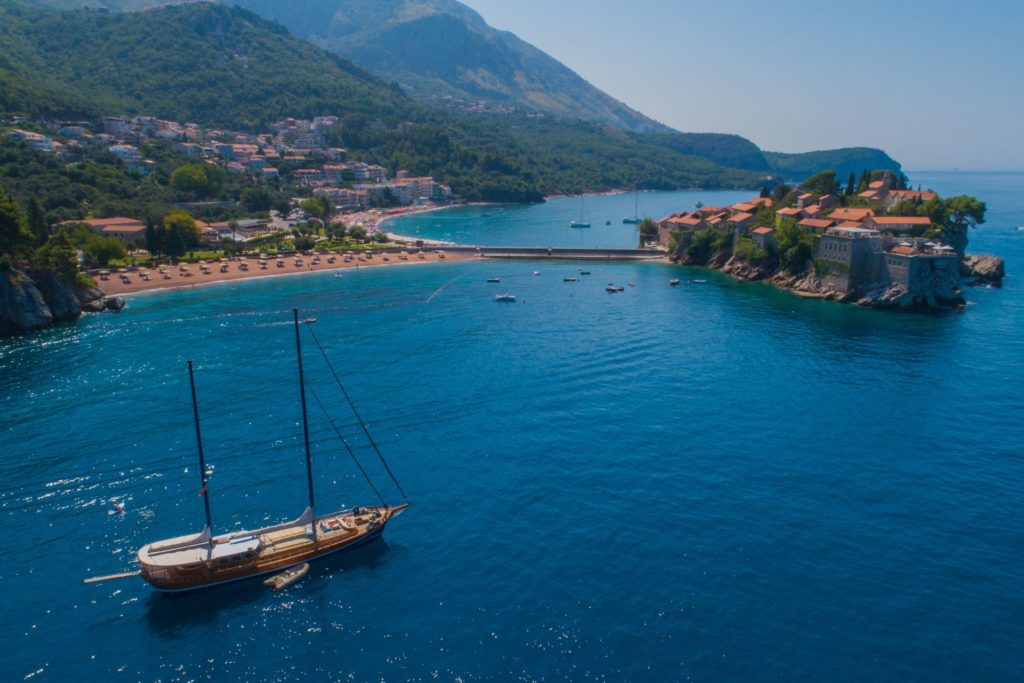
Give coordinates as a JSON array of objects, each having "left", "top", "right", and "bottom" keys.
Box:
[
  {"left": 670, "top": 279, "right": 680, "bottom": 286},
  {"left": 264, "top": 563, "right": 309, "bottom": 591},
  {"left": 494, "top": 293, "right": 517, "bottom": 302},
  {"left": 487, "top": 277, "right": 501, "bottom": 283},
  {"left": 563, "top": 277, "right": 578, "bottom": 283}
]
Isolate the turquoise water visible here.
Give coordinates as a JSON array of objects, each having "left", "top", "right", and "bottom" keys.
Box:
[
  {"left": 382, "top": 189, "right": 753, "bottom": 248},
  {"left": 1, "top": 172, "right": 1022, "bottom": 680}
]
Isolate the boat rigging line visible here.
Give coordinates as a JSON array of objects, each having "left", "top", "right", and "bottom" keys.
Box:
[
  {"left": 305, "top": 381, "right": 387, "bottom": 506},
  {"left": 304, "top": 320, "right": 409, "bottom": 504}
]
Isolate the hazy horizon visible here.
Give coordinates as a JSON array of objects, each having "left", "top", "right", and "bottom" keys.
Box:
[{"left": 461, "top": 0, "right": 1024, "bottom": 171}]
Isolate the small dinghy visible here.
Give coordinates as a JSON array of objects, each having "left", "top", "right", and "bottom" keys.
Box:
[
  {"left": 670, "top": 278, "right": 680, "bottom": 286},
  {"left": 494, "top": 293, "right": 516, "bottom": 302},
  {"left": 563, "top": 277, "right": 577, "bottom": 283},
  {"left": 606, "top": 285, "right": 619, "bottom": 293},
  {"left": 533, "top": 271, "right": 541, "bottom": 276},
  {"left": 487, "top": 277, "right": 501, "bottom": 283},
  {"left": 264, "top": 563, "right": 309, "bottom": 591}
]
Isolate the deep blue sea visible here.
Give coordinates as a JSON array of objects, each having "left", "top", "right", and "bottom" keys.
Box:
[{"left": 1, "top": 173, "right": 1022, "bottom": 681}]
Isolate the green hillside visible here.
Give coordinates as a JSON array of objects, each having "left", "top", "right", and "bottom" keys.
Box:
[
  {"left": 0, "top": 1, "right": 769, "bottom": 203},
  {"left": 765, "top": 148, "right": 902, "bottom": 183},
  {"left": 17, "top": 0, "right": 778, "bottom": 174}
]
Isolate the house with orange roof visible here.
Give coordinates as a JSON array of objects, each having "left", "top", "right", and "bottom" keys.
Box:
[
  {"left": 775, "top": 207, "right": 803, "bottom": 226},
  {"left": 796, "top": 192, "right": 818, "bottom": 209},
  {"left": 885, "top": 190, "right": 939, "bottom": 207},
  {"left": 728, "top": 211, "right": 755, "bottom": 233},
  {"left": 828, "top": 207, "right": 875, "bottom": 224},
  {"left": 68, "top": 217, "right": 147, "bottom": 243},
  {"left": 798, "top": 218, "right": 834, "bottom": 233},
  {"left": 871, "top": 216, "right": 933, "bottom": 233},
  {"left": 751, "top": 226, "right": 775, "bottom": 250}
]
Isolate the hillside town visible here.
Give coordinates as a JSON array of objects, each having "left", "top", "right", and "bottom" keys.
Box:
[{"left": 6, "top": 113, "right": 452, "bottom": 214}]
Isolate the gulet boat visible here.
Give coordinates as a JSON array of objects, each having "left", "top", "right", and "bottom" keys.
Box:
[{"left": 135, "top": 310, "right": 408, "bottom": 593}]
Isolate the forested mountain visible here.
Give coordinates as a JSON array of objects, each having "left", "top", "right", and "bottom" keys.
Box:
[
  {"left": 765, "top": 148, "right": 902, "bottom": 183},
  {"left": 25, "top": 0, "right": 673, "bottom": 134},
  {"left": 0, "top": 1, "right": 770, "bottom": 202}
]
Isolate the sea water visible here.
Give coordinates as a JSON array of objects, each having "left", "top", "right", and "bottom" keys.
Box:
[{"left": 1, "top": 173, "right": 1022, "bottom": 680}]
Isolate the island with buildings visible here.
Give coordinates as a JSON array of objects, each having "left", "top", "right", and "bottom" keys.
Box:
[{"left": 651, "top": 171, "right": 1003, "bottom": 312}]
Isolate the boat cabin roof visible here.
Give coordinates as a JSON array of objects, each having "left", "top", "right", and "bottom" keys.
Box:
[{"left": 139, "top": 532, "right": 261, "bottom": 567}]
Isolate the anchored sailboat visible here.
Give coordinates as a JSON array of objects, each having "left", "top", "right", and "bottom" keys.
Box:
[
  {"left": 623, "top": 190, "right": 642, "bottom": 224},
  {"left": 134, "top": 310, "right": 408, "bottom": 593},
  {"left": 569, "top": 196, "right": 591, "bottom": 228}
]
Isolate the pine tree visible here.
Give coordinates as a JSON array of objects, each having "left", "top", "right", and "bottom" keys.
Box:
[
  {"left": 856, "top": 169, "right": 870, "bottom": 193},
  {"left": 144, "top": 220, "right": 164, "bottom": 255},
  {"left": 0, "top": 187, "right": 29, "bottom": 257},
  {"left": 26, "top": 198, "right": 49, "bottom": 247},
  {"left": 845, "top": 172, "right": 856, "bottom": 196}
]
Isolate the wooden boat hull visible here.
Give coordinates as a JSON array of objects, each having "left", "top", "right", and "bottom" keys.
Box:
[
  {"left": 151, "top": 527, "right": 384, "bottom": 594},
  {"left": 139, "top": 504, "right": 406, "bottom": 593}
]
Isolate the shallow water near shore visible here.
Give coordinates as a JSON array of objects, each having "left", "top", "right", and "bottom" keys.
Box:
[{"left": 1, "top": 172, "right": 1023, "bottom": 680}]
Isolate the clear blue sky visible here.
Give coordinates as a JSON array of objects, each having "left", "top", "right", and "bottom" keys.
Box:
[{"left": 461, "top": 0, "right": 1024, "bottom": 170}]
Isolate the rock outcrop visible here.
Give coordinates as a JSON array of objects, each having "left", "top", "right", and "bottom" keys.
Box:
[
  {"left": 721, "top": 255, "right": 773, "bottom": 282},
  {"left": 962, "top": 254, "right": 1005, "bottom": 288},
  {"left": 0, "top": 264, "right": 54, "bottom": 333},
  {"left": 0, "top": 262, "right": 119, "bottom": 335},
  {"left": 675, "top": 249, "right": 965, "bottom": 313}
]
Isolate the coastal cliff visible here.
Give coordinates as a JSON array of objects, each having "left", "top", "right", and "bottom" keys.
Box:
[
  {"left": 679, "top": 247, "right": 981, "bottom": 313},
  {"left": 0, "top": 262, "right": 122, "bottom": 335}
]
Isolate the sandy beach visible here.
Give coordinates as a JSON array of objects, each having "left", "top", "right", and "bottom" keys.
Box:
[{"left": 97, "top": 250, "right": 478, "bottom": 296}]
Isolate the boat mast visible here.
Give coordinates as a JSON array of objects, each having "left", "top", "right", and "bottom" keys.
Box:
[
  {"left": 187, "top": 360, "right": 213, "bottom": 535},
  {"left": 293, "top": 309, "right": 317, "bottom": 534}
]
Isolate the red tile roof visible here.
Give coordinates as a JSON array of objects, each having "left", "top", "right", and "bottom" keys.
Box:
[
  {"left": 873, "top": 216, "right": 932, "bottom": 225},
  {"left": 799, "top": 218, "right": 834, "bottom": 229},
  {"left": 829, "top": 208, "right": 875, "bottom": 221},
  {"left": 888, "top": 190, "right": 939, "bottom": 202},
  {"left": 752, "top": 226, "right": 774, "bottom": 235}
]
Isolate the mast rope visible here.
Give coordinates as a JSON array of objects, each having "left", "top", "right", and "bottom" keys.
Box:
[
  {"left": 305, "top": 322, "right": 409, "bottom": 503},
  {"left": 305, "top": 382, "right": 387, "bottom": 506}
]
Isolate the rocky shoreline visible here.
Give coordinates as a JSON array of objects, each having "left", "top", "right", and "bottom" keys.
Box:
[
  {"left": 1, "top": 263, "right": 124, "bottom": 335},
  {"left": 679, "top": 250, "right": 1005, "bottom": 313}
]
